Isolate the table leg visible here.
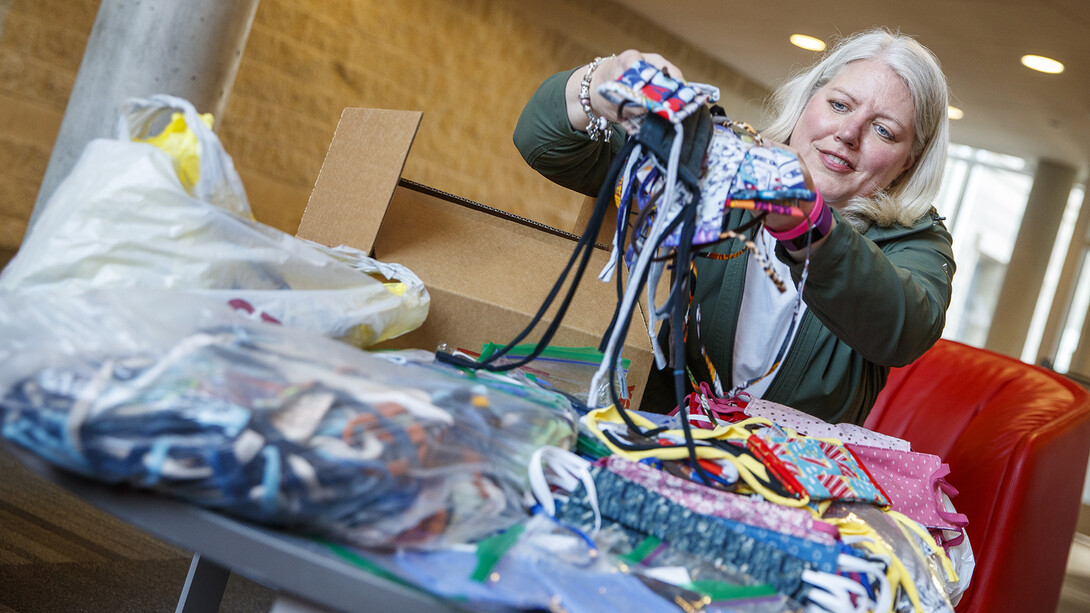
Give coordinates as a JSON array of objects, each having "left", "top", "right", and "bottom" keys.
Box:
[{"left": 175, "top": 552, "right": 231, "bottom": 613}]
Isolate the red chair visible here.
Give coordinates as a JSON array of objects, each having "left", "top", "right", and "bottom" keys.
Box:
[{"left": 865, "top": 338, "right": 1090, "bottom": 613}]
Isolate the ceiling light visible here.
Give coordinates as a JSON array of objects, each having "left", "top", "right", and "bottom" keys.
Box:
[
  {"left": 1021, "top": 54, "right": 1064, "bottom": 74},
  {"left": 947, "top": 106, "right": 964, "bottom": 120},
  {"left": 790, "top": 34, "right": 826, "bottom": 52}
]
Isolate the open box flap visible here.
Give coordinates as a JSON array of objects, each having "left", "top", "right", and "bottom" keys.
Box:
[{"left": 296, "top": 108, "right": 422, "bottom": 251}]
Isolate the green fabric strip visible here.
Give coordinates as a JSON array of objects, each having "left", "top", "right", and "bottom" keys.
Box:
[
  {"left": 479, "top": 343, "right": 631, "bottom": 368},
  {"left": 471, "top": 523, "right": 526, "bottom": 582},
  {"left": 321, "top": 540, "right": 419, "bottom": 591},
  {"left": 684, "top": 580, "right": 777, "bottom": 602},
  {"left": 619, "top": 534, "right": 663, "bottom": 565}
]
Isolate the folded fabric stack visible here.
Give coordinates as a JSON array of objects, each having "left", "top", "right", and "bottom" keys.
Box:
[{"left": 514, "top": 391, "right": 973, "bottom": 612}]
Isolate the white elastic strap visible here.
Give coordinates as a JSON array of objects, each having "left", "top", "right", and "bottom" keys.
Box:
[
  {"left": 843, "top": 553, "right": 893, "bottom": 613},
  {"left": 685, "top": 410, "right": 714, "bottom": 429},
  {"left": 598, "top": 240, "right": 620, "bottom": 283},
  {"left": 588, "top": 221, "right": 671, "bottom": 403},
  {"left": 804, "top": 550, "right": 895, "bottom": 613},
  {"left": 527, "top": 446, "right": 600, "bottom": 534},
  {"left": 645, "top": 258, "right": 668, "bottom": 369},
  {"left": 598, "top": 148, "right": 642, "bottom": 283},
  {"left": 588, "top": 131, "right": 687, "bottom": 403},
  {"left": 66, "top": 360, "right": 119, "bottom": 454},
  {"left": 802, "top": 568, "right": 872, "bottom": 613},
  {"left": 648, "top": 123, "right": 687, "bottom": 371}
]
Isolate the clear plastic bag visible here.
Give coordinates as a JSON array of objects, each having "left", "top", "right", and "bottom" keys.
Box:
[
  {"left": 0, "top": 95, "right": 428, "bottom": 348},
  {"left": 392, "top": 514, "right": 681, "bottom": 613},
  {"left": 0, "top": 288, "right": 576, "bottom": 548},
  {"left": 938, "top": 491, "right": 975, "bottom": 606},
  {"left": 823, "top": 502, "right": 955, "bottom": 613},
  {"left": 479, "top": 343, "right": 631, "bottom": 409}
]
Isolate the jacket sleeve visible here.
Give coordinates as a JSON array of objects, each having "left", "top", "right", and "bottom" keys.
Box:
[
  {"left": 781, "top": 213, "right": 956, "bottom": 367},
  {"left": 512, "top": 67, "right": 624, "bottom": 197}
]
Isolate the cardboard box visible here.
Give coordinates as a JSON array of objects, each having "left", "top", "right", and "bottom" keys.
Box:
[{"left": 296, "top": 108, "right": 655, "bottom": 407}]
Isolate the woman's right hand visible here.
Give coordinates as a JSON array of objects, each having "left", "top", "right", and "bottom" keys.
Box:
[{"left": 565, "top": 50, "right": 685, "bottom": 133}]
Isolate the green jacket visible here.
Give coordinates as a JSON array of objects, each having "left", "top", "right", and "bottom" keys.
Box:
[{"left": 513, "top": 69, "right": 956, "bottom": 425}]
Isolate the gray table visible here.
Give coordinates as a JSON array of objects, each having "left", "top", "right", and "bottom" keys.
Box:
[{"left": 3, "top": 442, "right": 459, "bottom": 613}]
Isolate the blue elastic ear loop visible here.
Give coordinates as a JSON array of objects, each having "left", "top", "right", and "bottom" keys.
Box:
[
  {"left": 260, "top": 445, "right": 281, "bottom": 516},
  {"left": 145, "top": 437, "right": 173, "bottom": 485},
  {"left": 531, "top": 504, "right": 599, "bottom": 554}
]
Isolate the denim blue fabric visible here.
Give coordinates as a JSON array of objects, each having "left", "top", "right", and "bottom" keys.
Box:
[{"left": 555, "top": 464, "right": 840, "bottom": 597}]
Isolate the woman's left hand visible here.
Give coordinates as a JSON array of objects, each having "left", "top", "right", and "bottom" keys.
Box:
[{"left": 760, "top": 140, "right": 818, "bottom": 232}]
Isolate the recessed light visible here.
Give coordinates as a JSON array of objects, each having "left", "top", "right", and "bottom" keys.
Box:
[
  {"left": 1021, "top": 54, "right": 1064, "bottom": 74},
  {"left": 790, "top": 34, "right": 826, "bottom": 52},
  {"left": 948, "top": 106, "right": 964, "bottom": 120}
]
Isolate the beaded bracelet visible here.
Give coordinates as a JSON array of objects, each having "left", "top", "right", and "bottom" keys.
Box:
[
  {"left": 579, "top": 55, "right": 615, "bottom": 141},
  {"left": 766, "top": 192, "right": 833, "bottom": 251}
]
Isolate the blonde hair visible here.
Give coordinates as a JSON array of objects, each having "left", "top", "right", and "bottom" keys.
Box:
[{"left": 762, "top": 28, "right": 950, "bottom": 231}]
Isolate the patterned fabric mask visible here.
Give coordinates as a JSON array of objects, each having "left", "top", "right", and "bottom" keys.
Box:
[
  {"left": 554, "top": 462, "right": 837, "bottom": 597},
  {"left": 601, "top": 454, "right": 839, "bottom": 544},
  {"left": 847, "top": 444, "right": 969, "bottom": 544},
  {"left": 744, "top": 398, "right": 912, "bottom": 451},
  {"left": 746, "top": 433, "right": 891, "bottom": 507}
]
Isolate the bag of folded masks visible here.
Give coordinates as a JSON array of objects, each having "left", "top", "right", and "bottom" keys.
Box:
[{"left": 0, "top": 288, "right": 576, "bottom": 549}]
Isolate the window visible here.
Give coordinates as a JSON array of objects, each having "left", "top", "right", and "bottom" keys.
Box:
[
  {"left": 937, "top": 145, "right": 1033, "bottom": 346},
  {"left": 1054, "top": 249, "right": 1090, "bottom": 374},
  {"left": 1023, "top": 185, "right": 1084, "bottom": 364}
]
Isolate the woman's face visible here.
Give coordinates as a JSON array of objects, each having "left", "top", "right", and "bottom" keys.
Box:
[{"left": 790, "top": 58, "right": 917, "bottom": 205}]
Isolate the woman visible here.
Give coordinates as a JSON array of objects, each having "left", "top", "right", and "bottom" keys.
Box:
[{"left": 513, "top": 28, "right": 955, "bottom": 425}]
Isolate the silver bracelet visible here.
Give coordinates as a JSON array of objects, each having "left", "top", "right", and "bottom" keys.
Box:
[{"left": 579, "top": 55, "right": 615, "bottom": 141}]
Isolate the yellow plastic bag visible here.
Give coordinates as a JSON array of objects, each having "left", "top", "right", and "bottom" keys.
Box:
[
  {"left": 132, "top": 110, "right": 213, "bottom": 192},
  {"left": 115, "top": 94, "right": 250, "bottom": 217}
]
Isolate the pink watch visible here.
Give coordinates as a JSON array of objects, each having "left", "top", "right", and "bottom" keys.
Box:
[{"left": 766, "top": 192, "right": 832, "bottom": 250}]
